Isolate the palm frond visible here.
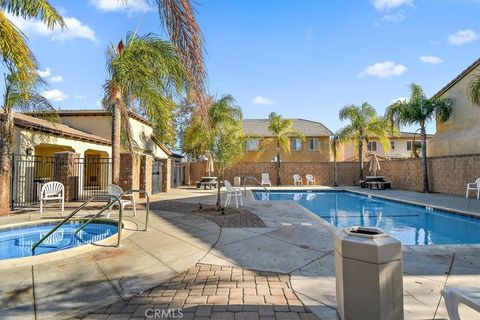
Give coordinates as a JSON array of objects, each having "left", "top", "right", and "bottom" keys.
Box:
[
  {"left": 0, "top": 0, "right": 65, "bottom": 29},
  {"left": 468, "top": 73, "right": 480, "bottom": 107}
]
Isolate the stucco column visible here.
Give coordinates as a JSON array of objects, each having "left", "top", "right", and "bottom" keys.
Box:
[
  {"left": 161, "top": 158, "right": 171, "bottom": 192},
  {"left": 53, "top": 151, "right": 80, "bottom": 202},
  {"left": 139, "top": 154, "right": 152, "bottom": 198}
]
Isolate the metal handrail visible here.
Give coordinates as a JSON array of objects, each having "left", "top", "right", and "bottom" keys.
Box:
[
  {"left": 123, "top": 189, "right": 150, "bottom": 231},
  {"left": 32, "top": 195, "right": 123, "bottom": 253},
  {"left": 243, "top": 175, "right": 271, "bottom": 194}
]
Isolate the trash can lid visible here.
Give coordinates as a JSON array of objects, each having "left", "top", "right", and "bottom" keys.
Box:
[{"left": 334, "top": 227, "right": 402, "bottom": 264}]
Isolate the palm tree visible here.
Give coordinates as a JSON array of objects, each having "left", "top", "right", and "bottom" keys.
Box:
[
  {"left": 266, "top": 112, "right": 303, "bottom": 186},
  {"left": 337, "top": 102, "right": 391, "bottom": 181},
  {"left": 468, "top": 73, "right": 480, "bottom": 107},
  {"left": 0, "top": 72, "right": 56, "bottom": 215},
  {"left": 0, "top": 1, "right": 64, "bottom": 89},
  {"left": 102, "top": 32, "right": 189, "bottom": 184},
  {"left": 183, "top": 95, "right": 244, "bottom": 209},
  {"left": 386, "top": 83, "right": 452, "bottom": 193}
]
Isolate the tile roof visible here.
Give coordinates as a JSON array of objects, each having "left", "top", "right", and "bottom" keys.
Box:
[
  {"left": 14, "top": 112, "right": 111, "bottom": 145},
  {"left": 242, "top": 118, "right": 333, "bottom": 137}
]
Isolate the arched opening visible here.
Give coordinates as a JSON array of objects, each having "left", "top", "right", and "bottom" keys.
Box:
[{"left": 83, "top": 150, "right": 110, "bottom": 192}]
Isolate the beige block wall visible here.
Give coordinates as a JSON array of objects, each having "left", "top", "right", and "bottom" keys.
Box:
[
  {"left": 242, "top": 137, "right": 331, "bottom": 162},
  {"left": 187, "top": 154, "right": 480, "bottom": 196}
]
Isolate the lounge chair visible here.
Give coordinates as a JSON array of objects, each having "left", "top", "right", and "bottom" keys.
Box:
[
  {"left": 107, "top": 184, "right": 136, "bottom": 218},
  {"left": 442, "top": 286, "right": 480, "bottom": 320},
  {"left": 306, "top": 174, "right": 315, "bottom": 185},
  {"left": 466, "top": 178, "right": 480, "bottom": 199},
  {"left": 224, "top": 180, "right": 243, "bottom": 208},
  {"left": 261, "top": 173, "right": 272, "bottom": 186},
  {"left": 39, "top": 181, "right": 64, "bottom": 213},
  {"left": 293, "top": 174, "right": 303, "bottom": 186}
]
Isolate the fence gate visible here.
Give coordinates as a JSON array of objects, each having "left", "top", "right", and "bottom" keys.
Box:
[
  {"left": 151, "top": 160, "right": 163, "bottom": 194},
  {"left": 10, "top": 155, "right": 58, "bottom": 209},
  {"left": 74, "top": 157, "right": 112, "bottom": 200},
  {"left": 171, "top": 162, "right": 185, "bottom": 188}
]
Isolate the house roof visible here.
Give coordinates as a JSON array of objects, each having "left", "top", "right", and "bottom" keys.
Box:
[
  {"left": 433, "top": 57, "right": 480, "bottom": 99},
  {"left": 242, "top": 118, "right": 333, "bottom": 137},
  {"left": 14, "top": 112, "right": 111, "bottom": 145},
  {"left": 392, "top": 131, "right": 433, "bottom": 138},
  {"left": 25, "top": 109, "right": 152, "bottom": 126}
]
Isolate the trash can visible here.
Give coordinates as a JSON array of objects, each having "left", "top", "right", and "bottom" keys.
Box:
[
  {"left": 334, "top": 226, "right": 403, "bottom": 320},
  {"left": 234, "top": 176, "right": 241, "bottom": 187}
]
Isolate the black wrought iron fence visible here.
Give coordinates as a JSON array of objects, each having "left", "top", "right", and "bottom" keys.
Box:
[{"left": 73, "top": 157, "right": 112, "bottom": 200}]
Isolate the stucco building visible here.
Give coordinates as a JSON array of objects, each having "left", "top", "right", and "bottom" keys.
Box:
[
  {"left": 242, "top": 119, "right": 333, "bottom": 162},
  {"left": 429, "top": 58, "right": 480, "bottom": 157}
]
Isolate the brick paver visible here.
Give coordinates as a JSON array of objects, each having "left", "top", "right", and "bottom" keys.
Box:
[{"left": 76, "top": 264, "right": 319, "bottom": 320}]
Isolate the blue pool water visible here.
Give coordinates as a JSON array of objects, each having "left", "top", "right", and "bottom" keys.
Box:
[
  {"left": 0, "top": 221, "right": 118, "bottom": 259},
  {"left": 253, "top": 190, "right": 480, "bottom": 245}
]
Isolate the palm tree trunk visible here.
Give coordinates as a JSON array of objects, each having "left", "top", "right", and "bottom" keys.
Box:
[
  {"left": 0, "top": 110, "right": 13, "bottom": 215},
  {"left": 276, "top": 141, "right": 281, "bottom": 186},
  {"left": 358, "top": 139, "right": 364, "bottom": 181},
  {"left": 420, "top": 124, "right": 429, "bottom": 193},
  {"left": 111, "top": 104, "right": 121, "bottom": 184}
]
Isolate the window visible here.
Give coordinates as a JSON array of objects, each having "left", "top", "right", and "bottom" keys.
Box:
[
  {"left": 407, "top": 141, "right": 422, "bottom": 152},
  {"left": 390, "top": 140, "right": 395, "bottom": 150},
  {"left": 246, "top": 139, "right": 259, "bottom": 151},
  {"left": 367, "top": 141, "right": 377, "bottom": 151},
  {"left": 292, "top": 138, "right": 302, "bottom": 151},
  {"left": 309, "top": 138, "right": 319, "bottom": 151}
]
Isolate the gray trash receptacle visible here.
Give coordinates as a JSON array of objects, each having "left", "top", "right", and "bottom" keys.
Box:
[{"left": 334, "top": 226, "right": 403, "bottom": 320}]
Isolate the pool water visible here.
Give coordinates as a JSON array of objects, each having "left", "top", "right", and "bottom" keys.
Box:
[
  {"left": 253, "top": 190, "right": 480, "bottom": 245},
  {"left": 0, "top": 221, "right": 118, "bottom": 259}
]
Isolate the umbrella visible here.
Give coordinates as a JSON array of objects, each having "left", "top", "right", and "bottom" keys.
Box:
[
  {"left": 206, "top": 154, "right": 215, "bottom": 177},
  {"left": 369, "top": 153, "right": 381, "bottom": 177}
]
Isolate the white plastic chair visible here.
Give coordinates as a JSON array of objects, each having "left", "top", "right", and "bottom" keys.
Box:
[
  {"left": 442, "top": 286, "right": 480, "bottom": 320},
  {"left": 261, "top": 173, "right": 272, "bottom": 186},
  {"left": 293, "top": 174, "right": 303, "bottom": 186},
  {"left": 224, "top": 180, "right": 243, "bottom": 208},
  {"left": 306, "top": 193, "right": 316, "bottom": 201},
  {"left": 107, "top": 184, "right": 136, "bottom": 218},
  {"left": 39, "top": 181, "right": 64, "bottom": 213},
  {"left": 466, "top": 178, "right": 480, "bottom": 199},
  {"left": 306, "top": 174, "right": 316, "bottom": 185}
]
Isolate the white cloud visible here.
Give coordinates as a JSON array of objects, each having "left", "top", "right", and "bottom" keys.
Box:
[
  {"left": 253, "top": 96, "right": 274, "bottom": 106},
  {"left": 50, "top": 75, "right": 63, "bottom": 83},
  {"left": 359, "top": 61, "right": 407, "bottom": 78},
  {"left": 90, "top": 0, "right": 151, "bottom": 14},
  {"left": 37, "top": 68, "right": 51, "bottom": 78},
  {"left": 419, "top": 55, "right": 443, "bottom": 64},
  {"left": 381, "top": 13, "right": 405, "bottom": 22},
  {"left": 7, "top": 13, "right": 97, "bottom": 42},
  {"left": 391, "top": 97, "right": 407, "bottom": 104},
  {"left": 371, "top": 0, "right": 413, "bottom": 11},
  {"left": 42, "top": 89, "right": 69, "bottom": 101},
  {"left": 448, "top": 29, "right": 478, "bottom": 45}
]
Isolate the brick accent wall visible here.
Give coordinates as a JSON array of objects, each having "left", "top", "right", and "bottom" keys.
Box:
[
  {"left": 139, "top": 154, "right": 153, "bottom": 198},
  {"left": 53, "top": 151, "right": 80, "bottom": 201},
  {"left": 161, "top": 158, "right": 171, "bottom": 193},
  {"left": 186, "top": 154, "right": 480, "bottom": 196},
  {"left": 119, "top": 153, "right": 140, "bottom": 199}
]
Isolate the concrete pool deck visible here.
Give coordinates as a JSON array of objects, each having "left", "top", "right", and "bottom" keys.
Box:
[{"left": 0, "top": 187, "right": 479, "bottom": 319}]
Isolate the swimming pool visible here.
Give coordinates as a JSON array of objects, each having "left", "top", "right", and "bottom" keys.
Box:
[
  {"left": 253, "top": 190, "right": 480, "bottom": 245},
  {"left": 0, "top": 221, "right": 118, "bottom": 259}
]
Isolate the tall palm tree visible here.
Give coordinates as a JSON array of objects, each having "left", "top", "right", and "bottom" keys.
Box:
[
  {"left": 182, "top": 95, "right": 244, "bottom": 209},
  {"left": 0, "top": 72, "right": 56, "bottom": 214},
  {"left": 102, "top": 32, "right": 189, "bottom": 184},
  {"left": 386, "top": 83, "right": 452, "bottom": 193},
  {"left": 266, "top": 112, "right": 303, "bottom": 186},
  {"left": 337, "top": 102, "right": 390, "bottom": 181}
]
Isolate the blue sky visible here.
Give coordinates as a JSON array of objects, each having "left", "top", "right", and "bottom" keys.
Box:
[{"left": 4, "top": 0, "right": 480, "bottom": 133}]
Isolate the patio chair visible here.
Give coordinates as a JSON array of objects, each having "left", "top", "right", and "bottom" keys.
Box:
[
  {"left": 293, "top": 174, "right": 303, "bottom": 186},
  {"left": 442, "top": 286, "right": 480, "bottom": 320},
  {"left": 261, "top": 173, "right": 272, "bottom": 186},
  {"left": 107, "top": 184, "right": 136, "bottom": 218},
  {"left": 39, "top": 181, "right": 64, "bottom": 213},
  {"left": 466, "top": 178, "right": 480, "bottom": 199},
  {"left": 306, "top": 174, "right": 316, "bottom": 185},
  {"left": 224, "top": 180, "right": 243, "bottom": 208}
]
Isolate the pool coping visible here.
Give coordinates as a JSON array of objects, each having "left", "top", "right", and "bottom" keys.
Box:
[
  {"left": 246, "top": 187, "right": 480, "bottom": 251},
  {"left": 0, "top": 218, "right": 137, "bottom": 269}
]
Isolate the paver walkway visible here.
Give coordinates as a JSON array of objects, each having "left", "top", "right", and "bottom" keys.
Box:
[{"left": 76, "top": 263, "right": 318, "bottom": 320}]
